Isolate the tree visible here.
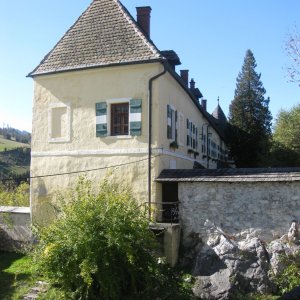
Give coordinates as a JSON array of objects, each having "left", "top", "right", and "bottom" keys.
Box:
[
  {"left": 285, "top": 28, "right": 300, "bottom": 86},
  {"left": 228, "top": 49, "right": 272, "bottom": 167},
  {"left": 270, "top": 104, "right": 300, "bottom": 166}
]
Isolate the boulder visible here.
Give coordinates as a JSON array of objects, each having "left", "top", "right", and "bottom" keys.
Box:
[
  {"left": 187, "top": 221, "right": 300, "bottom": 299},
  {"left": 192, "top": 235, "right": 275, "bottom": 299}
]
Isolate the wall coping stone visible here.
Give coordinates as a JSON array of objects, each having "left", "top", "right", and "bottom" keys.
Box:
[{"left": 0, "top": 206, "right": 30, "bottom": 214}]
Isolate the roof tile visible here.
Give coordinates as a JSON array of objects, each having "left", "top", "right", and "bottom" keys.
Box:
[{"left": 29, "top": 0, "right": 162, "bottom": 76}]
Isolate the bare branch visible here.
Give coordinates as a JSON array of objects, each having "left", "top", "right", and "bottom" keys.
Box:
[{"left": 285, "top": 27, "right": 300, "bottom": 86}]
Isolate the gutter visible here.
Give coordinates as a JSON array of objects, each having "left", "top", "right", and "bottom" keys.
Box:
[
  {"left": 148, "top": 61, "right": 167, "bottom": 220},
  {"left": 27, "top": 59, "right": 163, "bottom": 78}
]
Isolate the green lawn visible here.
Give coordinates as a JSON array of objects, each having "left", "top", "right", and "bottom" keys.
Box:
[
  {"left": 0, "top": 252, "right": 67, "bottom": 300},
  {"left": 0, "top": 136, "right": 29, "bottom": 152},
  {"left": 0, "top": 252, "right": 35, "bottom": 300}
]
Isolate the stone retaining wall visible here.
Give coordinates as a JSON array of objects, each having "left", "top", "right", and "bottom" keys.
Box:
[
  {"left": 0, "top": 206, "right": 31, "bottom": 251},
  {"left": 179, "top": 181, "right": 300, "bottom": 243}
]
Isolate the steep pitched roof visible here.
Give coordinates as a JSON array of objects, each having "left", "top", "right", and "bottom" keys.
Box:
[
  {"left": 28, "top": 0, "right": 162, "bottom": 77},
  {"left": 212, "top": 103, "right": 227, "bottom": 123},
  {"left": 208, "top": 102, "right": 228, "bottom": 140}
]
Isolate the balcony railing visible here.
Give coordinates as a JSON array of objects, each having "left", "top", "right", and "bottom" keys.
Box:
[{"left": 145, "top": 201, "right": 179, "bottom": 224}]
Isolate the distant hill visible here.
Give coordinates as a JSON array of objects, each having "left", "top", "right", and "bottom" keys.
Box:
[
  {"left": 0, "top": 127, "right": 31, "bottom": 145},
  {"left": 0, "top": 128, "right": 31, "bottom": 182},
  {"left": 0, "top": 136, "right": 30, "bottom": 152}
]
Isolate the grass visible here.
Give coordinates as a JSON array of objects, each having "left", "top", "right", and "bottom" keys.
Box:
[
  {"left": 0, "top": 136, "right": 29, "bottom": 152},
  {"left": 0, "top": 251, "right": 36, "bottom": 300},
  {"left": 0, "top": 251, "right": 72, "bottom": 300},
  {"left": 0, "top": 144, "right": 30, "bottom": 180}
]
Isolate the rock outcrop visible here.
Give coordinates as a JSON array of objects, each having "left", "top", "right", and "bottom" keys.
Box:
[{"left": 185, "top": 221, "right": 300, "bottom": 300}]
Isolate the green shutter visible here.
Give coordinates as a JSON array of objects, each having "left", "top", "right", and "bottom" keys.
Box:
[
  {"left": 167, "top": 104, "right": 172, "bottom": 139},
  {"left": 175, "top": 110, "right": 178, "bottom": 142},
  {"left": 96, "top": 102, "right": 107, "bottom": 137},
  {"left": 130, "top": 99, "right": 142, "bottom": 136},
  {"left": 187, "top": 118, "right": 190, "bottom": 146},
  {"left": 96, "top": 102, "right": 107, "bottom": 116},
  {"left": 193, "top": 124, "right": 195, "bottom": 149}
]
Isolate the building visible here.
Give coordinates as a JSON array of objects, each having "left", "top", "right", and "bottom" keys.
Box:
[{"left": 28, "top": 0, "right": 230, "bottom": 225}]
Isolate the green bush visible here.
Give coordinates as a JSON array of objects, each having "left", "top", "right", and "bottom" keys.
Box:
[
  {"left": 33, "top": 177, "right": 192, "bottom": 299},
  {"left": 275, "top": 250, "right": 300, "bottom": 295},
  {"left": 0, "top": 182, "right": 29, "bottom": 206}
]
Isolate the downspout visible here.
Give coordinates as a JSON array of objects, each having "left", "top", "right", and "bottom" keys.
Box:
[{"left": 148, "top": 61, "right": 167, "bottom": 220}]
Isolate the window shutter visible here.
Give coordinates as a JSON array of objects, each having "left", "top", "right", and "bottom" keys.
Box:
[
  {"left": 130, "top": 99, "right": 142, "bottom": 136},
  {"left": 196, "top": 127, "right": 198, "bottom": 149},
  {"left": 175, "top": 110, "right": 178, "bottom": 142},
  {"left": 192, "top": 124, "right": 195, "bottom": 149},
  {"left": 167, "top": 104, "right": 172, "bottom": 139},
  {"left": 186, "top": 118, "right": 190, "bottom": 146},
  {"left": 189, "top": 122, "right": 193, "bottom": 148},
  {"left": 96, "top": 102, "right": 107, "bottom": 137}
]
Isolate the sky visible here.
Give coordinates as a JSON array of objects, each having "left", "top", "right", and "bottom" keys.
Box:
[{"left": 0, "top": 0, "right": 299, "bottom": 133}]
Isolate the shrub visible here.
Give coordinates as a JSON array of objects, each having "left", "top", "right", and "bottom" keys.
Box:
[
  {"left": 275, "top": 250, "right": 300, "bottom": 295},
  {"left": 33, "top": 177, "right": 192, "bottom": 299},
  {"left": 0, "top": 182, "right": 30, "bottom": 206}
]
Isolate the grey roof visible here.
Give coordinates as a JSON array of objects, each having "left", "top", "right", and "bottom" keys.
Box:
[
  {"left": 156, "top": 168, "right": 300, "bottom": 182},
  {"left": 212, "top": 103, "right": 227, "bottom": 123},
  {"left": 28, "top": 0, "right": 162, "bottom": 77}
]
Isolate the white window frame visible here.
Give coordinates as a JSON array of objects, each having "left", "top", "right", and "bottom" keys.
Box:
[{"left": 48, "top": 102, "right": 71, "bottom": 143}]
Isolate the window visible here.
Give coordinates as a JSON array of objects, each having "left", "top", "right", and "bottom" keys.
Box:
[
  {"left": 187, "top": 119, "right": 197, "bottom": 150},
  {"left": 48, "top": 102, "right": 71, "bottom": 142},
  {"left": 167, "top": 104, "right": 177, "bottom": 141},
  {"left": 202, "top": 134, "right": 207, "bottom": 154},
  {"left": 111, "top": 103, "right": 129, "bottom": 136},
  {"left": 178, "top": 113, "right": 184, "bottom": 146},
  {"left": 96, "top": 98, "right": 142, "bottom": 137}
]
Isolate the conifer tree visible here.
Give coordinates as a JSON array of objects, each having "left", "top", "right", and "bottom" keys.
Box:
[{"left": 228, "top": 49, "right": 272, "bottom": 167}]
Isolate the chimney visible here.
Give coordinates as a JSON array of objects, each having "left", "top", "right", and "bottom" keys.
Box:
[
  {"left": 190, "top": 78, "right": 195, "bottom": 90},
  {"left": 201, "top": 99, "right": 207, "bottom": 112},
  {"left": 136, "top": 7, "right": 151, "bottom": 38},
  {"left": 180, "top": 70, "right": 189, "bottom": 87}
]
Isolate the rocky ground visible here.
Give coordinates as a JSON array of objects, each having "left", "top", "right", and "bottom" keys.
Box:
[{"left": 182, "top": 222, "right": 300, "bottom": 300}]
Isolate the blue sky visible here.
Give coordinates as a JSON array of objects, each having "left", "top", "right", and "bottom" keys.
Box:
[{"left": 0, "top": 0, "right": 299, "bottom": 132}]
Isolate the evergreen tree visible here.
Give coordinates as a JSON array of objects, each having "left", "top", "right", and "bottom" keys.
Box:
[{"left": 228, "top": 49, "right": 272, "bottom": 167}]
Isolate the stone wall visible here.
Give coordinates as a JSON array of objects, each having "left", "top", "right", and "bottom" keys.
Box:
[
  {"left": 179, "top": 181, "right": 300, "bottom": 243},
  {"left": 0, "top": 206, "right": 31, "bottom": 251}
]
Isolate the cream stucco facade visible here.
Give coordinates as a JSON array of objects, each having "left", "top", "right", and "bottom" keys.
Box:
[{"left": 30, "top": 61, "right": 228, "bottom": 224}]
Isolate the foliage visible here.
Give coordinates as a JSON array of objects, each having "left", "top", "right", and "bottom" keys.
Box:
[
  {"left": 285, "top": 27, "right": 300, "bottom": 86},
  {"left": 0, "top": 182, "right": 30, "bottom": 206},
  {"left": 0, "top": 126, "right": 31, "bottom": 144},
  {"left": 273, "top": 104, "right": 300, "bottom": 166},
  {"left": 275, "top": 251, "right": 300, "bottom": 295},
  {"left": 0, "top": 136, "right": 30, "bottom": 152},
  {"left": 0, "top": 147, "right": 30, "bottom": 182},
  {"left": 33, "top": 177, "right": 193, "bottom": 299},
  {"left": 228, "top": 49, "right": 272, "bottom": 167},
  {"left": 170, "top": 141, "right": 179, "bottom": 149},
  {"left": 231, "top": 292, "right": 278, "bottom": 300},
  {"left": 0, "top": 251, "right": 36, "bottom": 300},
  {"left": 268, "top": 141, "right": 300, "bottom": 167}
]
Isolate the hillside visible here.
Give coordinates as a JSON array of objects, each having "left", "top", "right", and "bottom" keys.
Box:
[
  {"left": 0, "top": 134, "right": 31, "bottom": 181},
  {"left": 0, "top": 136, "right": 30, "bottom": 151}
]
